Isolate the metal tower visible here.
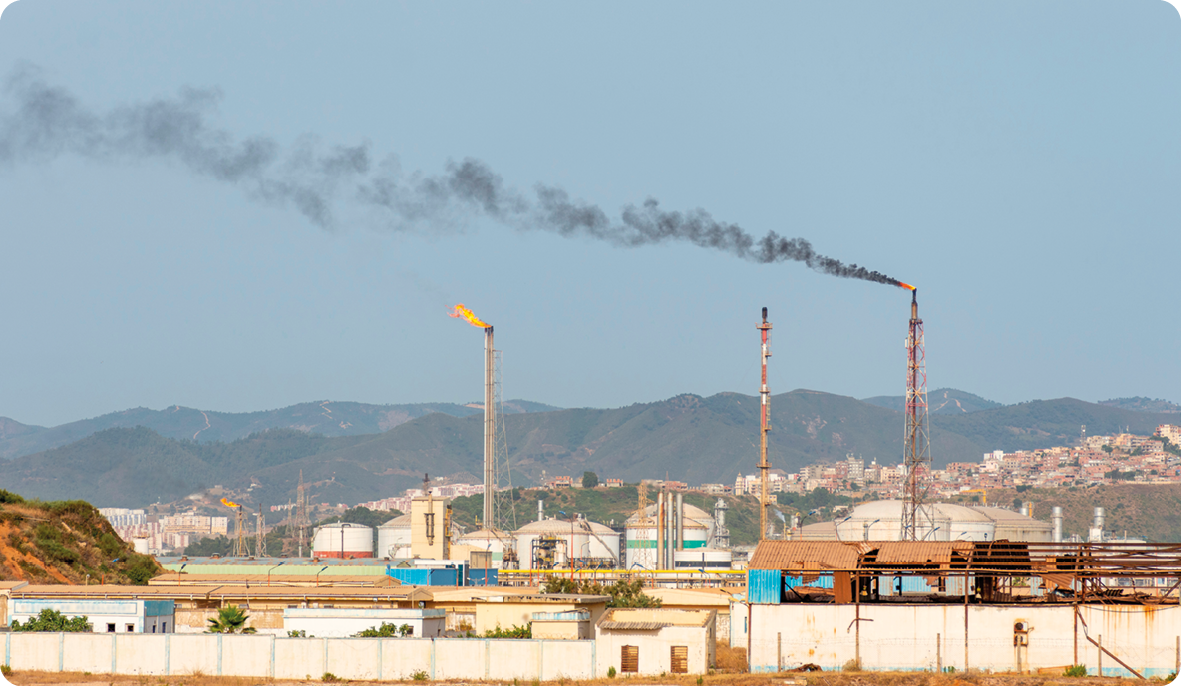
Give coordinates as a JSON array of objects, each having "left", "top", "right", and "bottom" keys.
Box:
[
  {"left": 255, "top": 505, "right": 266, "bottom": 558},
  {"left": 757, "top": 307, "right": 773, "bottom": 542},
  {"left": 294, "top": 470, "right": 311, "bottom": 557},
  {"left": 492, "top": 348, "right": 516, "bottom": 533},
  {"left": 484, "top": 326, "right": 496, "bottom": 530},
  {"left": 901, "top": 288, "right": 933, "bottom": 541},
  {"left": 232, "top": 506, "right": 249, "bottom": 557}
]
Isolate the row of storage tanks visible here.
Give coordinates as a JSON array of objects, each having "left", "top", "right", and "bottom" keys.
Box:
[{"left": 311, "top": 501, "right": 731, "bottom": 569}]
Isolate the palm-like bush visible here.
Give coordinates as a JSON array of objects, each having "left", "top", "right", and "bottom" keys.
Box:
[{"left": 206, "top": 605, "right": 256, "bottom": 634}]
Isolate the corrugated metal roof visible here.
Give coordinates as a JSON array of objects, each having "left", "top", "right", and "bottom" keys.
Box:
[
  {"left": 874, "top": 541, "right": 973, "bottom": 566},
  {"left": 747, "top": 541, "right": 864, "bottom": 570},
  {"left": 599, "top": 621, "right": 669, "bottom": 630}
]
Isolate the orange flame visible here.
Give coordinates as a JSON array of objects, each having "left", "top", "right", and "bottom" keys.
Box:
[
  {"left": 220, "top": 497, "right": 240, "bottom": 508},
  {"left": 898, "top": 282, "right": 916, "bottom": 291},
  {"left": 448, "top": 303, "right": 490, "bottom": 328}
]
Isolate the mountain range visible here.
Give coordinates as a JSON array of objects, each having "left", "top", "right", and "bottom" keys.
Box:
[
  {"left": 0, "top": 390, "right": 1176, "bottom": 510},
  {"left": 0, "top": 399, "right": 560, "bottom": 460}
]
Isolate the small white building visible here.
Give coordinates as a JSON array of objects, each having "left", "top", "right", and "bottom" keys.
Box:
[
  {"left": 595, "top": 608, "right": 716, "bottom": 676},
  {"left": 282, "top": 607, "right": 446, "bottom": 638},
  {"left": 9, "top": 598, "right": 175, "bottom": 634}
]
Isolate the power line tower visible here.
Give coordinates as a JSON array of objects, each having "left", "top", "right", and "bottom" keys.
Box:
[
  {"left": 294, "top": 470, "right": 311, "bottom": 557},
  {"left": 757, "top": 307, "right": 773, "bottom": 542},
  {"left": 255, "top": 504, "right": 267, "bottom": 558},
  {"left": 901, "top": 288, "right": 933, "bottom": 541}
]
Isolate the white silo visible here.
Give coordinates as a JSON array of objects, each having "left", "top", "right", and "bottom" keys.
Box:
[
  {"left": 312, "top": 522, "right": 374, "bottom": 559},
  {"left": 512, "top": 517, "right": 620, "bottom": 570},
  {"left": 514, "top": 518, "right": 575, "bottom": 570},
  {"left": 457, "top": 528, "right": 514, "bottom": 568},
  {"left": 376, "top": 514, "right": 412, "bottom": 559},
  {"left": 624, "top": 502, "right": 714, "bottom": 570}
]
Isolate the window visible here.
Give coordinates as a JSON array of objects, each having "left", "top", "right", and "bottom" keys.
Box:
[
  {"left": 127, "top": 624, "right": 135, "bottom": 633},
  {"left": 152, "top": 625, "right": 157, "bottom": 634},
  {"left": 107, "top": 623, "right": 116, "bottom": 633},
  {"left": 671, "top": 646, "right": 688, "bottom": 674},
  {"left": 621, "top": 646, "right": 639, "bottom": 674},
  {"left": 162, "top": 622, "right": 167, "bottom": 633}
]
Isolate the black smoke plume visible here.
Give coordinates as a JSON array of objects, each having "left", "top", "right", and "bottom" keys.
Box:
[{"left": 0, "top": 66, "right": 905, "bottom": 287}]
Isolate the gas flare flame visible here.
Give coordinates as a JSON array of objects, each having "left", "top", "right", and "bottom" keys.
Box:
[
  {"left": 897, "top": 282, "right": 916, "bottom": 291},
  {"left": 448, "top": 303, "right": 489, "bottom": 328},
  {"left": 220, "top": 497, "right": 240, "bottom": 508}
]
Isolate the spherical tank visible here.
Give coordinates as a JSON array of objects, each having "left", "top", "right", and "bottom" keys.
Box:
[{"left": 312, "top": 523, "right": 373, "bottom": 559}]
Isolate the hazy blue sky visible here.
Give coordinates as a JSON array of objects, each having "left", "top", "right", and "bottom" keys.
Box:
[{"left": 1, "top": 1, "right": 1178, "bottom": 427}]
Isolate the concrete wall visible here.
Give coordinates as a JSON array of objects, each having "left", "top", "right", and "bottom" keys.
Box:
[
  {"left": 2, "top": 633, "right": 597, "bottom": 680},
  {"left": 595, "top": 624, "right": 714, "bottom": 676},
  {"left": 748, "top": 603, "right": 1181, "bottom": 678},
  {"left": 283, "top": 608, "right": 446, "bottom": 638}
]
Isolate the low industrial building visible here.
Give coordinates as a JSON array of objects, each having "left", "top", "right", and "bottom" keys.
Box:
[
  {"left": 744, "top": 539, "right": 1181, "bottom": 677},
  {"left": 424, "top": 587, "right": 610, "bottom": 634},
  {"left": 282, "top": 607, "right": 446, "bottom": 637},
  {"left": 3, "top": 583, "right": 432, "bottom": 635},
  {"left": 594, "top": 608, "right": 717, "bottom": 676},
  {"left": 530, "top": 610, "right": 590, "bottom": 639},
  {"left": 8, "top": 597, "right": 175, "bottom": 634}
]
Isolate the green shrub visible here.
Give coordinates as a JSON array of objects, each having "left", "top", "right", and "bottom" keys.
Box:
[
  {"left": 842, "top": 659, "right": 861, "bottom": 672},
  {"left": 0, "top": 489, "right": 25, "bottom": 504},
  {"left": 354, "top": 621, "right": 400, "bottom": 638},
  {"left": 11, "top": 608, "right": 91, "bottom": 632},
  {"left": 484, "top": 623, "right": 531, "bottom": 639},
  {"left": 321, "top": 672, "right": 340, "bottom": 682},
  {"left": 1, "top": 664, "right": 12, "bottom": 676},
  {"left": 1064, "top": 664, "right": 1087, "bottom": 677},
  {"left": 411, "top": 670, "right": 429, "bottom": 681},
  {"left": 607, "top": 666, "right": 616, "bottom": 679}
]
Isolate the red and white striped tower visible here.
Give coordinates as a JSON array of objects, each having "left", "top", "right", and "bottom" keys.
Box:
[{"left": 757, "top": 307, "right": 773, "bottom": 542}]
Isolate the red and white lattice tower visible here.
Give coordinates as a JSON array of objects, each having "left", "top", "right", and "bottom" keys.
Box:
[{"left": 901, "top": 288, "right": 933, "bottom": 541}]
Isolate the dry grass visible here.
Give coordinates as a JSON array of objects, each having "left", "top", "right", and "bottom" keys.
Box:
[
  {"left": 715, "top": 643, "right": 748, "bottom": 672},
  {"left": 0, "top": 671, "right": 1156, "bottom": 686}
]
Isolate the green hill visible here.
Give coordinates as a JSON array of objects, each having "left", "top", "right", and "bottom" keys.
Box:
[
  {"left": 862, "top": 388, "right": 1003, "bottom": 414},
  {"left": 0, "top": 490, "right": 161, "bottom": 584},
  {"left": 2, "top": 390, "right": 1177, "bottom": 511},
  {"left": 0, "top": 399, "right": 561, "bottom": 460}
]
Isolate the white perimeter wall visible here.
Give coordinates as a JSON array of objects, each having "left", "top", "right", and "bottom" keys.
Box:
[
  {"left": 2, "top": 633, "right": 596, "bottom": 681},
  {"left": 748, "top": 603, "right": 1181, "bottom": 678}
]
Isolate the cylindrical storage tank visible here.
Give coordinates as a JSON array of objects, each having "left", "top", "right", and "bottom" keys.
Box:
[
  {"left": 674, "top": 547, "right": 732, "bottom": 570},
  {"left": 513, "top": 519, "right": 575, "bottom": 570},
  {"left": 376, "top": 514, "right": 412, "bottom": 559},
  {"left": 133, "top": 537, "right": 150, "bottom": 555},
  {"left": 625, "top": 503, "right": 714, "bottom": 570},
  {"left": 312, "top": 523, "right": 373, "bottom": 559},
  {"left": 1052, "top": 506, "right": 1064, "bottom": 543},
  {"left": 575, "top": 520, "right": 621, "bottom": 566},
  {"left": 457, "top": 528, "right": 511, "bottom": 568}
]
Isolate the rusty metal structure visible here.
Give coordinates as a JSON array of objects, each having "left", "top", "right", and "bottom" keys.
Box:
[
  {"left": 749, "top": 540, "right": 1181, "bottom": 606},
  {"left": 901, "top": 288, "right": 933, "bottom": 541},
  {"left": 757, "top": 307, "right": 772, "bottom": 542}
]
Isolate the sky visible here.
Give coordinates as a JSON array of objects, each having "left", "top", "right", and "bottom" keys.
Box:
[{"left": 1, "top": 1, "right": 1179, "bottom": 428}]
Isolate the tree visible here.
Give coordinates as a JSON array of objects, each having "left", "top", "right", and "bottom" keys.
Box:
[
  {"left": 541, "top": 575, "right": 662, "bottom": 608},
  {"left": 206, "top": 605, "right": 256, "bottom": 634},
  {"left": 11, "top": 608, "right": 91, "bottom": 632},
  {"left": 581, "top": 471, "right": 599, "bottom": 489}
]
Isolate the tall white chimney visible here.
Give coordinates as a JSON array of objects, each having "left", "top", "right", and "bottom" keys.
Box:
[{"left": 1052, "top": 506, "right": 1063, "bottom": 543}]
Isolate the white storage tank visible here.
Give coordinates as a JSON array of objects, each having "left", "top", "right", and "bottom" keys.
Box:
[
  {"left": 512, "top": 517, "right": 620, "bottom": 570},
  {"left": 624, "top": 502, "right": 714, "bottom": 570},
  {"left": 674, "top": 547, "right": 733, "bottom": 570},
  {"left": 376, "top": 514, "right": 412, "bottom": 559},
  {"left": 456, "top": 528, "right": 513, "bottom": 568},
  {"left": 312, "top": 522, "right": 373, "bottom": 559}
]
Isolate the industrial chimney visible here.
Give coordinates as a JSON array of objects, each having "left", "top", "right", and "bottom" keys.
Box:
[
  {"left": 1088, "top": 507, "right": 1105, "bottom": 543},
  {"left": 1052, "top": 506, "right": 1064, "bottom": 543},
  {"left": 484, "top": 325, "right": 495, "bottom": 530}
]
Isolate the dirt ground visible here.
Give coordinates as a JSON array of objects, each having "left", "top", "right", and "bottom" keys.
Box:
[{"left": 1, "top": 670, "right": 1166, "bottom": 686}]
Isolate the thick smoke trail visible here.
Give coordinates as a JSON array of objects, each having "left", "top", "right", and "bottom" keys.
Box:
[{"left": 0, "top": 66, "right": 905, "bottom": 287}]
